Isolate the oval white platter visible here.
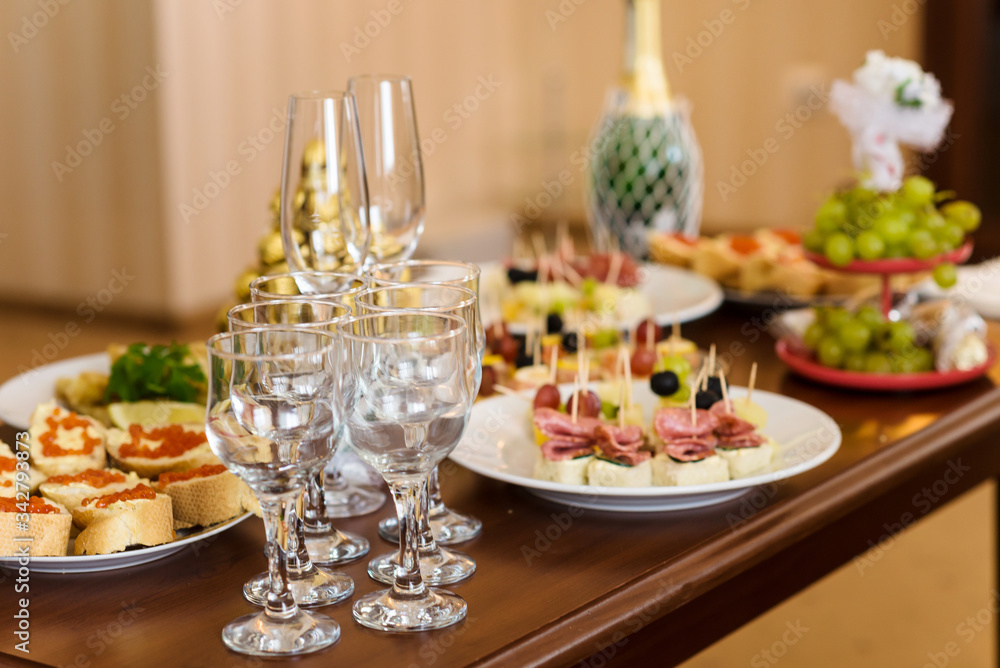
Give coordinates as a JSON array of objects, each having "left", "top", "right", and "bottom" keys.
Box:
[
  {"left": 450, "top": 383, "right": 841, "bottom": 512},
  {"left": 479, "top": 262, "right": 724, "bottom": 334},
  {"left": 0, "top": 513, "right": 253, "bottom": 574},
  {"left": 0, "top": 352, "right": 110, "bottom": 430}
]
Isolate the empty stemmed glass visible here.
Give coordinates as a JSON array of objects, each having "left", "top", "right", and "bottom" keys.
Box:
[
  {"left": 366, "top": 260, "right": 485, "bottom": 545},
  {"left": 279, "top": 91, "right": 370, "bottom": 275},
  {"left": 348, "top": 74, "right": 425, "bottom": 264},
  {"left": 355, "top": 284, "right": 481, "bottom": 585},
  {"left": 205, "top": 328, "right": 349, "bottom": 655},
  {"left": 339, "top": 312, "right": 472, "bottom": 631},
  {"left": 249, "top": 270, "right": 386, "bottom": 518},
  {"left": 227, "top": 299, "right": 370, "bottom": 572}
]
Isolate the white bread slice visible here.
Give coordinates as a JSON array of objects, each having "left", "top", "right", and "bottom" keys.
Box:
[
  {"left": 28, "top": 402, "right": 107, "bottom": 476},
  {"left": 534, "top": 454, "right": 592, "bottom": 486},
  {"left": 651, "top": 453, "right": 730, "bottom": 486},
  {"left": 0, "top": 497, "right": 72, "bottom": 557},
  {"left": 39, "top": 468, "right": 147, "bottom": 512},
  {"left": 72, "top": 488, "right": 174, "bottom": 555},
  {"left": 106, "top": 424, "right": 219, "bottom": 478},
  {"left": 156, "top": 464, "right": 247, "bottom": 527},
  {"left": 586, "top": 457, "right": 652, "bottom": 487},
  {"left": 717, "top": 439, "right": 776, "bottom": 479},
  {"left": 0, "top": 441, "right": 45, "bottom": 494}
]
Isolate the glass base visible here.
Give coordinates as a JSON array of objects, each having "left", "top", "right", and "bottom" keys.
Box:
[
  {"left": 352, "top": 586, "right": 466, "bottom": 632},
  {"left": 324, "top": 481, "right": 386, "bottom": 518},
  {"left": 305, "top": 528, "right": 370, "bottom": 565},
  {"left": 377, "top": 506, "right": 483, "bottom": 545},
  {"left": 367, "top": 546, "right": 475, "bottom": 586},
  {"left": 244, "top": 565, "right": 354, "bottom": 608},
  {"left": 222, "top": 607, "right": 340, "bottom": 656}
]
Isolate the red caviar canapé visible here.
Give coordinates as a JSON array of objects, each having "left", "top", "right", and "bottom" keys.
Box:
[
  {"left": 82, "top": 483, "right": 156, "bottom": 508},
  {"left": 728, "top": 235, "right": 763, "bottom": 255},
  {"left": 118, "top": 425, "right": 207, "bottom": 459},
  {"left": 0, "top": 457, "right": 15, "bottom": 473},
  {"left": 0, "top": 497, "right": 60, "bottom": 514},
  {"left": 158, "top": 464, "right": 227, "bottom": 487},
  {"left": 38, "top": 411, "right": 102, "bottom": 457},
  {"left": 46, "top": 469, "right": 126, "bottom": 488}
]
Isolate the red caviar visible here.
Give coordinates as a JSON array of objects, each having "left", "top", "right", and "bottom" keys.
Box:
[
  {"left": 158, "top": 464, "right": 227, "bottom": 487},
  {"left": 729, "top": 235, "right": 762, "bottom": 255},
  {"left": 46, "top": 469, "right": 126, "bottom": 488},
  {"left": 82, "top": 483, "right": 156, "bottom": 508},
  {"left": 118, "top": 425, "right": 207, "bottom": 459},
  {"left": 772, "top": 229, "right": 801, "bottom": 245},
  {"left": 0, "top": 497, "right": 60, "bottom": 514},
  {"left": 0, "top": 458, "right": 15, "bottom": 473},
  {"left": 38, "top": 412, "right": 102, "bottom": 456}
]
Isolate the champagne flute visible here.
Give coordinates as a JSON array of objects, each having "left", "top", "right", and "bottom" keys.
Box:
[
  {"left": 348, "top": 74, "right": 425, "bottom": 264},
  {"left": 279, "top": 91, "right": 371, "bottom": 275},
  {"left": 339, "top": 312, "right": 471, "bottom": 631},
  {"left": 366, "top": 260, "right": 485, "bottom": 545},
  {"left": 227, "top": 299, "right": 370, "bottom": 571},
  {"left": 355, "top": 284, "right": 481, "bottom": 585},
  {"left": 205, "top": 328, "right": 347, "bottom": 655},
  {"left": 249, "top": 270, "right": 386, "bottom": 517}
]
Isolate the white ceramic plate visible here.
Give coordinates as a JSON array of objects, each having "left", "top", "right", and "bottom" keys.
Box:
[
  {"left": 450, "top": 383, "right": 841, "bottom": 512},
  {"left": 479, "top": 262, "right": 723, "bottom": 333},
  {"left": 0, "top": 352, "right": 109, "bottom": 429},
  {"left": 0, "top": 513, "right": 253, "bottom": 573}
]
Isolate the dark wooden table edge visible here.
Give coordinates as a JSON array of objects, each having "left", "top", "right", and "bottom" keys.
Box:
[{"left": 471, "top": 385, "right": 1000, "bottom": 667}]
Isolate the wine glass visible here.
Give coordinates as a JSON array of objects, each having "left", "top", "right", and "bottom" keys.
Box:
[
  {"left": 249, "top": 271, "right": 369, "bottom": 316},
  {"left": 279, "top": 91, "right": 370, "bottom": 275},
  {"left": 227, "top": 299, "right": 370, "bottom": 571},
  {"left": 205, "top": 328, "right": 348, "bottom": 655},
  {"left": 366, "top": 260, "right": 485, "bottom": 545},
  {"left": 355, "top": 284, "right": 481, "bottom": 585},
  {"left": 249, "top": 270, "right": 386, "bottom": 517},
  {"left": 348, "top": 74, "right": 425, "bottom": 264},
  {"left": 339, "top": 312, "right": 471, "bottom": 631}
]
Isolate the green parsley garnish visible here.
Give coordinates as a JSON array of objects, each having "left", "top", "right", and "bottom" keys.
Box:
[{"left": 104, "top": 342, "right": 206, "bottom": 403}]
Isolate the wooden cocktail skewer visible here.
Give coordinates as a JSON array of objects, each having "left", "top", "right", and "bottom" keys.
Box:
[
  {"left": 622, "top": 342, "right": 633, "bottom": 410},
  {"left": 533, "top": 318, "right": 543, "bottom": 367},
  {"left": 688, "top": 364, "right": 707, "bottom": 425},
  {"left": 618, "top": 356, "right": 627, "bottom": 430},
  {"left": 719, "top": 368, "right": 732, "bottom": 414},
  {"left": 708, "top": 343, "right": 716, "bottom": 377},
  {"left": 549, "top": 343, "right": 558, "bottom": 384},
  {"left": 571, "top": 375, "right": 580, "bottom": 424},
  {"left": 492, "top": 321, "right": 504, "bottom": 343},
  {"left": 746, "top": 362, "right": 758, "bottom": 404}
]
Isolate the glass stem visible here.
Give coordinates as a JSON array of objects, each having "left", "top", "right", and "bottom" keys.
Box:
[
  {"left": 416, "top": 480, "right": 437, "bottom": 554},
  {"left": 286, "top": 493, "right": 311, "bottom": 574},
  {"left": 260, "top": 493, "right": 298, "bottom": 618},
  {"left": 427, "top": 466, "right": 445, "bottom": 515},
  {"left": 303, "top": 470, "right": 331, "bottom": 533},
  {"left": 390, "top": 478, "right": 428, "bottom": 597}
]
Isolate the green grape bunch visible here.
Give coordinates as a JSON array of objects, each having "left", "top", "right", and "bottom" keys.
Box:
[
  {"left": 801, "top": 305, "right": 935, "bottom": 374},
  {"left": 803, "top": 175, "right": 980, "bottom": 288}
]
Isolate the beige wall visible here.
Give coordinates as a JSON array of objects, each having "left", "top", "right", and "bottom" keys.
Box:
[{"left": 0, "top": 0, "right": 923, "bottom": 321}]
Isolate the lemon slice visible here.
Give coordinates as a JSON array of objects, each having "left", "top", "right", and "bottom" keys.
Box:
[{"left": 108, "top": 401, "right": 206, "bottom": 428}]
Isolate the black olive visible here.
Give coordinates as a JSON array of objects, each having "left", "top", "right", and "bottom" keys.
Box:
[
  {"left": 562, "top": 331, "right": 578, "bottom": 353},
  {"left": 514, "top": 353, "right": 534, "bottom": 369},
  {"left": 705, "top": 376, "right": 722, "bottom": 396},
  {"left": 695, "top": 390, "right": 720, "bottom": 410},
  {"left": 546, "top": 313, "right": 563, "bottom": 335},
  {"left": 649, "top": 371, "right": 680, "bottom": 397},
  {"left": 507, "top": 267, "right": 538, "bottom": 284}
]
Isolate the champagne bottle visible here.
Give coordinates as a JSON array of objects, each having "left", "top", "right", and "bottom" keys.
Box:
[{"left": 588, "top": 0, "right": 703, "bottom": 259}]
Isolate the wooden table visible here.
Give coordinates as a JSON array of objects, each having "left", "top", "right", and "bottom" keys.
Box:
[{"left": 3, "top": 306, "right": 999, "bottom": 668}]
